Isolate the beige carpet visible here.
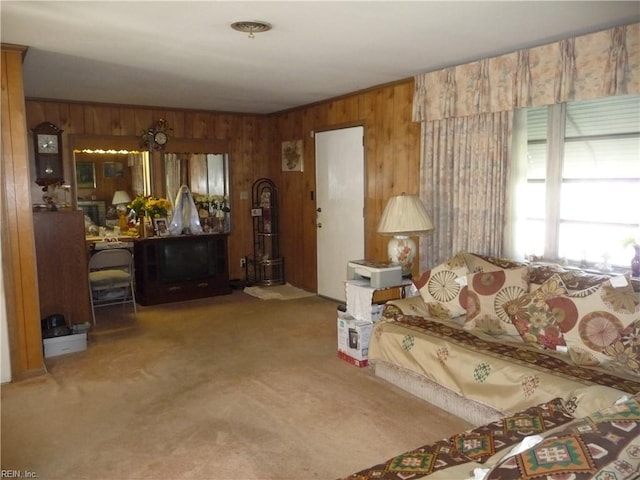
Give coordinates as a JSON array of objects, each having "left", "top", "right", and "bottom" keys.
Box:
[
  {"left": 1, "top": 290, "right": 471, "bottom": 480},
  {"left": 243, "top": 283, "right": 316, "bottom": 300}
]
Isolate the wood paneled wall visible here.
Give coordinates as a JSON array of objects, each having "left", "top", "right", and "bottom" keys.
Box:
[
  {"left": 24, "top": 78, "right": 420, "bottom": 290},
  {"left": 1, "top": 46, "right": 45, "bottom": 380},
  {"left": 25, "top": 102, "right": 270, "bottom": 281},
  {"left": 268, "top": 80, "right": 421, "bottom": 291}
]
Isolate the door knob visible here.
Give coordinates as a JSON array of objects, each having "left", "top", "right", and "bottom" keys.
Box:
[
  {"left": 317, "top": 223, "right": 322, "bottom": 228},
  {"left": 316, "top": 207, "right": 322, "bottom": 213}
]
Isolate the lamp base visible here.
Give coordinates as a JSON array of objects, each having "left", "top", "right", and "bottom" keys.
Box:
[{"left": 387, "top": 235, "right": 416, "bottom": 277}]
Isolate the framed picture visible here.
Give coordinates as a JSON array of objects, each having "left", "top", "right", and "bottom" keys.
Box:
[
  {"left": 76, "top": 162, "right": 96, "bottom": 189},
  {"left": 104, "top": 162, "right": 124, "bottom": 178},
  {"left": 282, "top": 140, "right": 303, "bottom": 172},
  {"left": 153, "top": 217, "right": 169, "bottom": 236}
]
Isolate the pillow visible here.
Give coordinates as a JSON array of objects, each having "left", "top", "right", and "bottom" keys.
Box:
[
  {"left": 463, "top": 252, "right": 526, "bottom": 273},
  {"left": 413, "top": 253, "right": 469, "bottom": 319},
  {"left": 510, "top": 274, "right": 569, "bottom": 349},
  {"left": 464, "top": 266, "right": 529, "bottom": 339},
  {"left": 89, "top": 269, "right": 131, "bottom": 287},
  {"left": 545, "top": 276, "right": 640, "bottom": 376}
]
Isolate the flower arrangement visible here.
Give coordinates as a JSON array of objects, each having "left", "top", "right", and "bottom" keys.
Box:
[
  {"left": 128, "top": 195, "right": 171, "bottom": 218},
  {"left": 193, "top": 193, "right": 230, "bottom": 217}
]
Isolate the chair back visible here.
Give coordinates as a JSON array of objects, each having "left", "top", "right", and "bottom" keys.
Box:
[{"left": 89, "top": 249, "right": 133, "bottom": 272}]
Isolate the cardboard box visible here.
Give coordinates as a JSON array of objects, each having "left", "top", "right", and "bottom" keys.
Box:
[
  {"left": 43, "top": 332, "right": 87, "bottom": 358},
  {"left": 337, "top": 350, "right": 368, "bottom": 368},
  {"left": 337, "top": 312, "right": 372, "bottom": 366}
]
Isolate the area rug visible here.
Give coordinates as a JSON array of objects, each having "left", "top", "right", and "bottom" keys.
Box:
[{"left": 243, "top": 282, "right": 315, "bottom": 300}]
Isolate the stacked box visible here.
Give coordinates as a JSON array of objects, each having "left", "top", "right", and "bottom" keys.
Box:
[
  {"left": 43, "top": 332, "right": 87, "bottom": 358},
  {"left": 337, "top": 311, "right": 372, "bottom": 367}
]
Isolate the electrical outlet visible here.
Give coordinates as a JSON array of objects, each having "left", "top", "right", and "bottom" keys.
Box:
[{"left": 240, "top": 257, "right": 246, "bottom": 268}]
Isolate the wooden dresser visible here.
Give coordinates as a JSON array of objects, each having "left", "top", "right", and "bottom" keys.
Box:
[
  {"left": 33, "top": 210, "right": 92, "bottom": 326},
  {"left": 134, "top": 234, "right": 231, "bottom": 305}
]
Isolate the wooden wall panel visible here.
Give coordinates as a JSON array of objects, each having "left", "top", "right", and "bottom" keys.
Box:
[
  {"left": 1, "top": 46, "right": 45, "bottom": 380},
  {"left": 24, "top": 77, "right": 419, "bottom": 294},
  {"left": 269, "top": 79, "right": 420, "bottom": 291},
  {"left": 24, "top": 100, "right": 267, "bottom": 282}
]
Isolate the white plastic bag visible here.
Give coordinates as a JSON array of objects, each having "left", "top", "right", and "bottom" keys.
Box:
[{"left": 169, "top": 185, "right": 203, "bottom": 235}]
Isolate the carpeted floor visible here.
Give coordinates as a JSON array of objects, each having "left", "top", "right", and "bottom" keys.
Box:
[{"left": 1, "top": 290, "right": 471, "bottom": 480}]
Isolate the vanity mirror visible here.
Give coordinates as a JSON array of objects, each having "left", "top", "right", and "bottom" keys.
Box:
[
  {"left": 165, "top": 152, "right": 231, "bottom": 233},
  {"left": 70, "top": 136, "right": 150, "bottom": 229},
  {"left": 69, "top": 135, "right": 231, "bottom": 234}
]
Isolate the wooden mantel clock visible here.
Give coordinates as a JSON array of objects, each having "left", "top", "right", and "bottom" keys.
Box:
[{"left": 32, "top": 121, "right": 64, "bottom": 187}]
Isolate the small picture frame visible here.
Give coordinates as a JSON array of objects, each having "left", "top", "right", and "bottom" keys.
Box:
[
  {"left": 104, "top": 162, "right": 124, "bottom": 178},
  {"left": 153, "top": 217, "right": 169, "bottom": 236},
  {"left": 76, "top": 162, "right": 96, "bottom": 189},
  {"left": 282, "top": 140, "right": 303, "bottom": 172}
]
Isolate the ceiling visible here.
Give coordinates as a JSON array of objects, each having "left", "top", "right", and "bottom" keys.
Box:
[{"left": 2, "top": 1, "right": 639, "bottom": 114}]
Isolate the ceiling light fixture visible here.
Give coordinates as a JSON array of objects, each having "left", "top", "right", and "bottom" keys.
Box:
[{"left": 231, "top": 20, "right": 272, "bottom": 39}]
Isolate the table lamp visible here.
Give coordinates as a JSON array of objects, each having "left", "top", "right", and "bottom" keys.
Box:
[
  {"left": 112, "top": 190, "right": 132, "bottom": 230},
  {"left": 376, "top": 193, "right": 433, "bottom": 276}
]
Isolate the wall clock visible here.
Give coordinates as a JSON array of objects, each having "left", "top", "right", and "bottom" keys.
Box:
[
  {"left": 141, "top": 118, "right": 171, "bottom": 151},
  {"left": 32, "top": 121, "right": 64, "bottom": 187},
  {"left": 153, "top": 131, "right": 168, "bottom": 146}
]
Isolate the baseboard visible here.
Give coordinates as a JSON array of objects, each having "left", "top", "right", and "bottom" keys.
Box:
[{"left": 373, "top": 360, "right": 506, "bottom": 426}]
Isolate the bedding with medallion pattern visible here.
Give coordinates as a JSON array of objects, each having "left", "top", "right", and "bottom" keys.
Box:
[{"left": 368, "top": 253, "right": 639, "bottom": 424}]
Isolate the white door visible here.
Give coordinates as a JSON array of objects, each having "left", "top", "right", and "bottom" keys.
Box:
[{"left": 315, "top": 126, "right": 365, "bottom": 301}]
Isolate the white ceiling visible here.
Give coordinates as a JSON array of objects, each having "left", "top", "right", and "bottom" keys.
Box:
[{"left": 2, "top": 1, "right": 639, "bottom": 114}]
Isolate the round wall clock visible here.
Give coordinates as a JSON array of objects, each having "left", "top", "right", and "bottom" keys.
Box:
[
  {"left": 32, "top": 121, "right": 64, "bottom": 187},
  {"left": 154, "top": 131, "right": 168, "bottom": 146},
  {"left": 140, "top": 118, "right": 171, "bottom": 151}
]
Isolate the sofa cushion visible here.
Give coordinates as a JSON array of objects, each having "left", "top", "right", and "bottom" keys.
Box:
[
  {"left": 546, "top": 276, "right": 640, "bottom": 376},
  {"left": 510, "top": 274, "right": 569, "bottom": 350},
  {"left": 451, "top": 397, "right": 575, "bottom": 464},
  {"left": 565, "top": 385, "right": 634, "bottom": 418},
  {"left": 413, "top": 253, "right": 469, "bottom": 319},
  {"left": 486, "top": 395, "right": 640, "bottom": 480},
  {"left": 463, "top": 266, "right": 529, "bottom": 340}
]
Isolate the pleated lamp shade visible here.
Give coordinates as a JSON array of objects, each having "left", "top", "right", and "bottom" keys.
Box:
[{"left": 376, "top": 194, "right": 433, "bottom": 275}]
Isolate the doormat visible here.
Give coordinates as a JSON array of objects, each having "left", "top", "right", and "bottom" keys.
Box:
[{"left": 243, "top": 283, "right": 315, "bottom": 301}]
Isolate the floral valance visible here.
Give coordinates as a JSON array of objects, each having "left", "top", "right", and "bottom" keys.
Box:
[{"left": 413, "top": 23, "right": 639, "bottom": 122}]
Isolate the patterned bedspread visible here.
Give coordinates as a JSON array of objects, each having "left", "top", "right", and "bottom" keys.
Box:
[
  {"left": 369, "top": 308, "right": 639, "bottom": 416},
  {"left": 341, "top": 395, "right": 640, "bottom": 480}
]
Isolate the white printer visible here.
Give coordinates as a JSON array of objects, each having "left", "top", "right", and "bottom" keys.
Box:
[{"left": 347, "top": 259, "right": 402, "bottom": 288}]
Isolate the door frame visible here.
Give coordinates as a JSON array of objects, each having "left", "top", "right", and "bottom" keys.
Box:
[{"left": 313, "top": 121, "right": 367, "bottom": 300}]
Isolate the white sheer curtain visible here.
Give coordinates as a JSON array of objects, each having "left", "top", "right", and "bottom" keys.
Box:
[
  {"left": 188, "top": 154, "right": 207, "bottom": 195},
  {"left": 128, "top": 153, "right": 147, "bottom": 197},
  {"left": 503, "top": 109, "right": 528, "bottom": 262},
  {"left": 164, "top": 153, "right": 181, "bottom": 207}
]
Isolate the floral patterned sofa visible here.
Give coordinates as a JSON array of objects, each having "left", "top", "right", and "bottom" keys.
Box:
[{"left": 367, "top": 253, "right": 640, "bottom": 426}]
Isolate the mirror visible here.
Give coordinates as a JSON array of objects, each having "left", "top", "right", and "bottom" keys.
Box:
[
  {"left": 70, "top": 133, "right": 151, "bottom": 236},
  {"left": 164, "top": 153, "right": 230, "bottom": 233},
  {"left": 73, "top": 149, "right": 149, "bottom": 230},
  {"left": 70, "top": 135, "right": 231, "bottom": 236}
]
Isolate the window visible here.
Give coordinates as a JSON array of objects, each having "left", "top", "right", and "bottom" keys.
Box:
[{"left": 521, "top": 94, "right": 639, "bottom": 269}]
